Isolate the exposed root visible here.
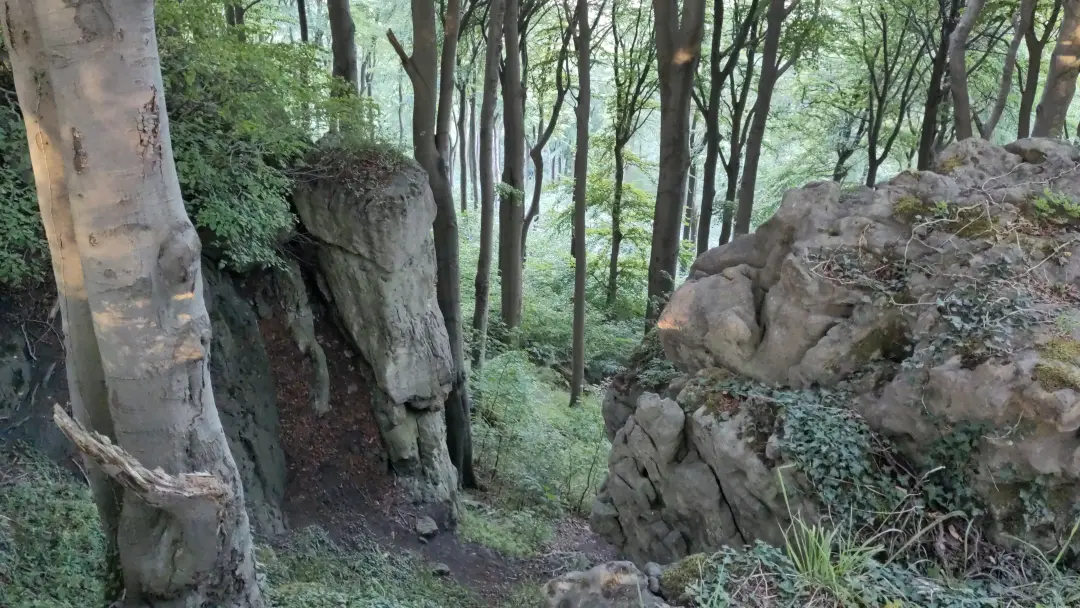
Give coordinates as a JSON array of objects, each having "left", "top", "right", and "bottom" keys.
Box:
[{"left": 52, "top": 404, "right": 229, "bottom": 512}]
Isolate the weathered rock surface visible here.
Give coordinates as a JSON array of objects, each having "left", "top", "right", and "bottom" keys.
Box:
[
  {"left": 294, "top": 153, "right": 457, "bottom": 510},
  {"left": 204, "top": 265, "right": 288, "bottom": 536},
  {"left": 543, "top": 561, "right": 671, "bottom": 607},
  {"left": 591, "top": 138, "right": 1080, "bottom": 566},
  {"left": 0, "top": 266, "right": 288, "bottom": 536}
]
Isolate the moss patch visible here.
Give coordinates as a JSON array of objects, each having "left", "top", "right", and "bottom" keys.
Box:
[
  {"left": 1034, "top": 360, "right": 1080, "bottom": 392},
  {"left": 660, "top": 553, "right": 710, "bottom": 601},
  {"left": 893, "top": 195, "right": 931, "bottom": 222},
  {"left": 1040, "top": 338, "right": 1080, "bottom": 363},
  {"left": 939, "top": 154, "right": 966, "bottom": 173}
]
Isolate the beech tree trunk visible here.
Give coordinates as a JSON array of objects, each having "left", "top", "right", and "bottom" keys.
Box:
[
  {"left": 917, "top": 3, "right": 954, "bottom": 170},
  {"left": 570, "top": 0, "right": 590, "bottom": 407},
  {"left": 607, "top": 149, "right": 626, "bottom": 307},
  {"left": 716, "top": 36, "right": 757, "bottom": 247},
  {"left": 389, "top": 0, "right": 477, "bottom": 489},
  {"left": 1033, "top": 0, "right": 1080, "bottom": 137},
  {"left": 2, "top": 1, "right": 266, "bottom": 605},
  {"left": 734, "top": 0, "right": 787, "bottom": 236},
  {"left": 298, "top": 0, "right": 310, "bottom": 42},
  {"left": 981, "top": 0, "right": 1036, "bottom": 138},
  {"left": 458, "top": 81, "right": 469, "bottom": 212},
  {"left": 683, "top": 121, "right": 699, "bottom": 242},
  {"left": 948, "top": 0, "right": 986, "bottom": 140},
  {"left": 472, "top": 0, "right": 506, "bottom": 366},
  {"left": 647, "top": 0, "right": 706, "bottom": 323},
  {"left": 499, "top": 0, "right": 526, "bottom": 330},
  {"left": 329, "top": 0, "right": 359, "bottom": 93},
  {"left": 1019, "top": 0, "right": 1063, "bottom": 138},
  {"left": 469, "top": 89, "right": 479, "bottom": 209}
]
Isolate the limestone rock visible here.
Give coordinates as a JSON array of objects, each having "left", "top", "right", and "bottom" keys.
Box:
[
  {"left": 415, "top": 515, "right": 439, "bottom": 537},
  {"left": 294, "top": 151, "right": 457, "bottom": 509},
  {"left": 544, "top": 561, "right": 671, "bottom": 608},
  {"left": 594, "top": 138, "right": 1080, "bottom": 564}
]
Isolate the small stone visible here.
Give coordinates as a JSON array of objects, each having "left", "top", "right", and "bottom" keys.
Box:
[
  {"left": 644, "top": 562, "right": 662, "bottom": 578},
  {"left": 432, "top": 563, "right": 451, "bottom": 576},
  {"left": 415, "top": 515, "right": 439, "bottom": 537},
  {"left": 418, "top": 535, "right": 428, "bottom": 544}
]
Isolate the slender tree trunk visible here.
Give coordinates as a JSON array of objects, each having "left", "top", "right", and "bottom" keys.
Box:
[
  {"left": 389, "top": 0, "right": 476, "bottom": 489},
  {"left": 499, "top": 0, "right": 525, "bottom": 330},
  {"left": 606, "top": 149, "right": 625, "bottom": 307},
  {"left": 1033, "top": 0, "right": 1080, "bottom": 137},
  {"left": 5, "top": 0, "right": 266, "bottom": 604},
  {"left": 917, "top": 0, "right": 958, "bottom": 169},
  {"left": 298, "top": 0, "right": 310, "bottom": 42},
  {"left": 647, "top": 0, "right": 706, "bottom": 323},
  {"left": 472, "top": 0, "right": 506, "bottom": 366},
  {"left": 469, "top": 88, "right": 479, "bottom": 209},
  {"left": 570, "top": 0, "right": 590, "bottom": 407},
  {"left": 683, "top": 124, "right": 698, "bottom": 242},
  {"left": 949, "top": 0, "right": 986, "bottom": 140},
  {"left": 398, "top": 75, "right": 406, "bottom": 144},
  {"left": 328, "top": 0, "right": 359, "bottom": 93},
  {"left": 981, "top": 0, "right": 1036, "bottom": 138},
  {"left": 1018, "top": 0, "right": 1063, "bottom": 138},
  {"left": 717, "top": 42, "right": 756, "bottom": 247},
  {"left": 734, "top": 0, "right": 785, "bottom": 236},
  {"left": 459, "top": 82, "right": 469, "bottom": 213}
]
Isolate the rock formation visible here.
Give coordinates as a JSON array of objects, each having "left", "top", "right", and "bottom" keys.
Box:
[
  {"left": 294, "top": 150, "right": 457, "bottom": 513},
  {"left": 592, "top": 138, "right": 1080, "bottom": 566},
  {"left": 544, "top": 561, "right": 671, "bottom": 607}
]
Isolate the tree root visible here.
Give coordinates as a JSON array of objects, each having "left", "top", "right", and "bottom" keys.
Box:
[
  {"left": 52, "top": 404, "right": 229, "bottom": 512},
  {"left": 274, "top": 257, "right": 331, "bottom": 415}
]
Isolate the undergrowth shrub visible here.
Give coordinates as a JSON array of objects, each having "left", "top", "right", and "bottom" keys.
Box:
[
  {"left": 0, "top": 450, "right": 104, "bottom": 608},
  {"left": 471, "top": 351, "right": 610, "bottom": 522},
  {"left": 0, "top": 70, "right": 46, "bottom": 288}
]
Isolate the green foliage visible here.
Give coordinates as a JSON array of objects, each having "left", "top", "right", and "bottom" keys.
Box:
[
  {"left": 457, "top": 502, "right": 552, "bottom": 558},
  {"left": 0, "top": 451, "right": 105, "bottom": 608},
  {"left": 1032, "top": 188, "right": 1080, "bottom": 227},
  {"left": 0, "top": 72, "right": 46, "bottom": 288},
  {"left": 263, "top": 526, "right": 476, "bottom": 608},
  {"left": 471, "top": 352, "right": 609, "bottom": 519}
]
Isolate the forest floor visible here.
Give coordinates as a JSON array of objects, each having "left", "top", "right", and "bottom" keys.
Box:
[
  {"left": 263, "top": 304, "right": 617, "bottom": 605},
  {"left": 0, "top": 284, "right": 615, "bottom": 607}
]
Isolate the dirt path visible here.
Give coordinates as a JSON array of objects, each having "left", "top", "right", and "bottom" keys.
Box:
[{"left": 263, "top": 308, "right": 615, "bottom": 605}]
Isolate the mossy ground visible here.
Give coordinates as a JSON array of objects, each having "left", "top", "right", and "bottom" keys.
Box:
[{"left": 0, "top": 448, "right": 544, "bottom": 608}]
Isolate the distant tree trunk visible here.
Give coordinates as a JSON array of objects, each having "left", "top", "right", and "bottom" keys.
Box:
[
  {"left": 734, "top": 0, "right": 788, "bottom": 235},
  {"left": 1019, "top": 0, "right": 1063, "bottom": 138},
  {"left": 1033, "top": 0, "right": 1080, "bottom": 137},
  {"left": 459, "top": 81, "right": 469, "bottom": 212},
  {"left": 298, "top": 0, "right": 310, "bottom": 42},
  {"left": 389, "top": 0, "right": 476, "bottom": 489},
  {"left": 499, "top": 0, "right": 525, "bottom": 330},
  {"left": 469, "top": 88, "right": 479, "bottom": 209},
  {"left": 606, "top": 149, "right": 625, "bottom": 307},
  {"left": 917, "top": 0, "right": 959, "bottom": 168},
  {"left": 981, "top": 0, "right": 1036, "bottom": 138},
  {"left": 398, "top": 76, "right": 406, "bottom": 144},
  {"left": 570, "top": 0, "right": 590, "bottom": 407},
  {"left": 329, "top": 0, "right": 359, "bottom": 94},
  {"left": 683, "top": 121, "right": 698, "bottom": 242},
  {"left": 472, "top": 0, "right": 506, "bottom": 366},
  {"left": 647, "top": 0, "right": 706, "bottom": 323},
  {"left": 524, "top": 20, "right": 573, "bottom": 262},
  {"left": 717, "top": 36, "right": 757, "bottom": 247},
  {"left": 948, "top": 0, "right": 986, "bottom": 140},
  {"left": 3, "top": 0, "right": 267, "bottom": 604}
]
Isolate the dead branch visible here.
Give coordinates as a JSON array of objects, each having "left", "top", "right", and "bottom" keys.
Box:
[{"left": 52, "top": 404, "right": 230, "bottom": 513}]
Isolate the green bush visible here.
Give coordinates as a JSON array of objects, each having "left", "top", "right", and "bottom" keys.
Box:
[{"left": 0, "top": 71, "right": 46, "bottom": 288}]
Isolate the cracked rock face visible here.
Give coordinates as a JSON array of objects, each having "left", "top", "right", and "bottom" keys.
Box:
[{"left": 591, "top": 138, "right": 1080, "bottom": 565}]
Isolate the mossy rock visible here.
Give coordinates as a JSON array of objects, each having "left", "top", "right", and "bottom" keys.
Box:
[
  {"left": 659, "top": 553, "right": 709, "bottom": 602},
  {"left": 939, "top": 154, "right": 967, "bottom": 173},
  {"left": 893, "top": 195, "right": 932, "bottom": 223},
  {"left": 1034, "top": 360, "right": 1080, "bottom": 392}
]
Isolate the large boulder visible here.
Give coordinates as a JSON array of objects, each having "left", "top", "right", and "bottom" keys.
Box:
[
  {"left": 294, "top": 149, "right": 457, "bottom": 510},
  {"left": 592, "top": 138, "right": 1080, "bottom": 564}
]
